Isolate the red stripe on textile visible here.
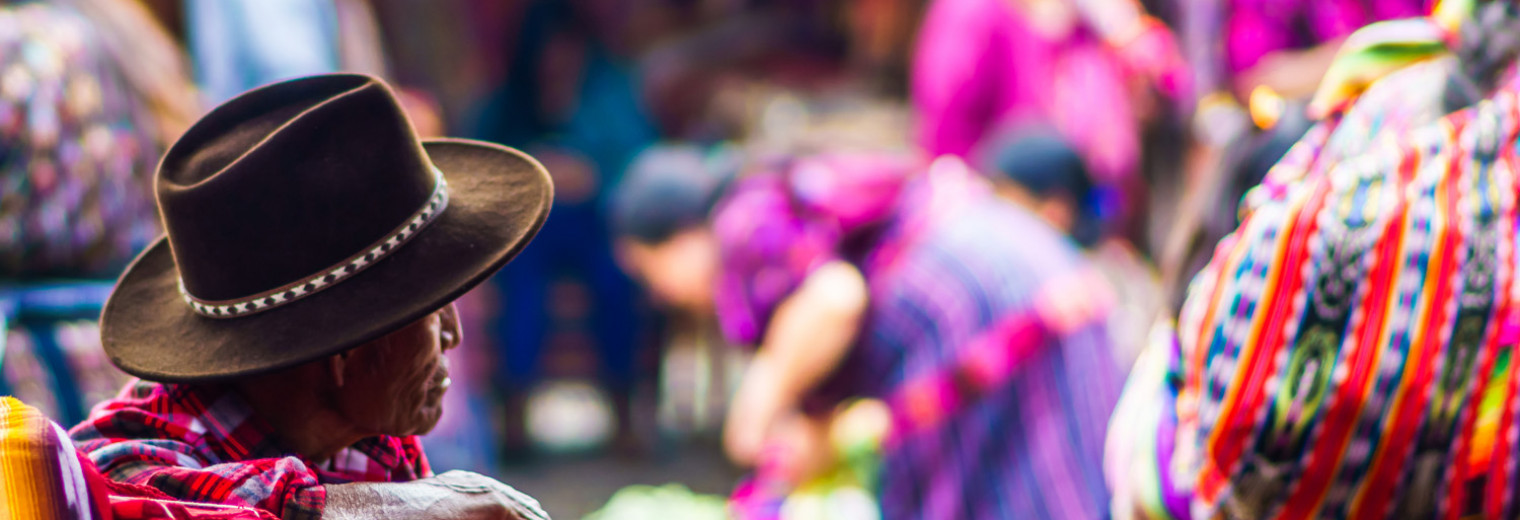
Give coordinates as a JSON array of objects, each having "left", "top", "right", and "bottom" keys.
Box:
[
  {"left": 1188, "top": 229, "right": 1254, "bottom": 503},
  {"left": 1346, "top": 135, "right": 1445, "bottom": 520},
  {"left": 1485, "top": 153, "right": 1520, "bottom": 518},
  {"left": 1443, "top": 165, "right": 1517, "bottom": 520},
  {"left": 1350, "top": 135, "right": 1462, "bottom": 519},
  {"left": 1278, "top": 167, "right": 1411, "bottom": 520},
  {"left": 1202, "top": 173, "right": 1333, "bottom": 502}
]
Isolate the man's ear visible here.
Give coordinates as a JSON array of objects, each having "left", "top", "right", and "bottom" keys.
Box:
[{"left": 328, "top": 350, "right": 352, "bottom": 388}]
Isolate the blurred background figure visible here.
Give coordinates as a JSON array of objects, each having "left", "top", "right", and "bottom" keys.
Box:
[
  {"left": 912, "top": 0, "right": 1184, "bottom": 177},
  {"left": 912, "top": 0, "right": 1188, "bottom": 247},
  {"left": 473, "top": 0, "right": 659, "bottom": 461},
  {"left": 612, "top": 144, "right": 746, "bottom": 445},
  {"left": 711, "top": 151, "right": 1122, "bottom": 519},
  {"left": 986, "top": 133, "right": 1165, "bottom": 369}
]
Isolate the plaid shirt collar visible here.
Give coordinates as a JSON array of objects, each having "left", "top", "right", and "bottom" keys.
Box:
[{"left": 144, "top": 381, "right": 428, "bottom": 483}]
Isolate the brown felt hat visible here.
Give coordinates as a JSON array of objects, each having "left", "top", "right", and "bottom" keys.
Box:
[{"left": 100, "top": 74, "right": 552, "bottom": 382}]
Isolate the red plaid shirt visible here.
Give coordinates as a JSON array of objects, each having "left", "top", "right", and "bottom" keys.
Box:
[{"left": 69, "top": 380, "right": 432, "bottom": 520}]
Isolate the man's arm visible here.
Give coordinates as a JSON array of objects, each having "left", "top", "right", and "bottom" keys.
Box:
[
  {"left": 78, "top": 443, "right": 327, "bottom": 520},
  {"left": 77, "top": 437, "right": 547, "bottom": 520},
  {"left": 325, "top": 471, "right": 549, "bottom": 520}
]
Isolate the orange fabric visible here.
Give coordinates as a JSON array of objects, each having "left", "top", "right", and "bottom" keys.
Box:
[{"left": 1, "top": 396, "right": 98, "bottom": 520}]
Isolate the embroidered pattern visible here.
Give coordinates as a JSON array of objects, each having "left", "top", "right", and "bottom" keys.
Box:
[
  {"left": 178, "top": 169, "right": 449, "bottom": 319},
  {"left": 1187, "top": 91, "right": 1520, "bottom": 519}
]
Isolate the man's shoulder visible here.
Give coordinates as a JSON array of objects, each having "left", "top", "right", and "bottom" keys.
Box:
[
  {"left": 68, "top": 380, "right": 225, "bottom": 456},
  {"left": 117, "top": 378, "right": 174, "bottom": 403},
  {"left": 74, "top": 380, "right": 204, "bottom": 425}
]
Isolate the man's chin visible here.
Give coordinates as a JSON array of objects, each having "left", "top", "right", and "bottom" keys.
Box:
[{"left": 406, "top": 408, "right": 445, "bottom": 436}]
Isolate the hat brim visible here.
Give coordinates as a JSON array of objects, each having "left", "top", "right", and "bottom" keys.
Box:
[{"left": 100, "top": 139, "right": 553, "bottom": 382}]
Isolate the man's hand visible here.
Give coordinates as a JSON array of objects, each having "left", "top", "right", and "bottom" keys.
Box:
[{"left": 324, "top": 470, "right": 550, "bottom": 520}]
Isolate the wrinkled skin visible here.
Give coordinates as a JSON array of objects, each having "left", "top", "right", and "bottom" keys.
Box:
[
  {"left": 321, "top": 306, "right": 550, "bottom": 520},
  {"left": 334, "top": 304, "right": 462, "bottom": 437}
]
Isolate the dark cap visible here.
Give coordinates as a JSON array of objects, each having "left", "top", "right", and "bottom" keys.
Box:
[
  {"left": 612, "top": 143, "right": 741, "bottom": 243},
  {"left": 988, "top": 132, "right": 1101, "bottom": 246}
]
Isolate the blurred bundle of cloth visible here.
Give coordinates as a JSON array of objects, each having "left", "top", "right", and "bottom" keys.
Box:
[
  {"left": 1107, "top": 4, "right": 1520, "bottom": 517},
  {"left": 0, "top": 0, "right": 196, "bottom": 279},
  {"left": 0, "top": 0, "right": 198, "bottom": 425}
]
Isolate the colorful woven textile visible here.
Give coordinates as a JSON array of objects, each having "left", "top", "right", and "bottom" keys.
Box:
[
  {"left": 1, "top": 396, "right": 101, "bottom": 520},
  {"left": 3, "top": 396, "right": 277, "bottom": 520},
  {"left": 1106, "top": 47, "right": 1520, "bottom": 519},
  {"left": 1306, "top": 17, "right": 1452, "bottom": 119},
  {"left": 70, "top": 380, "right": 431, "bottom": 520}
]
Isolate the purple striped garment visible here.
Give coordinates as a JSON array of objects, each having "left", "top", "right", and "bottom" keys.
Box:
[{"left": 716, "top": 158, "right": 1123, "bottom": 519}]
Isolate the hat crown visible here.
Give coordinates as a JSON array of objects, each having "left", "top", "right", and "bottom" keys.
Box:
[{"left": 157, "top": 74, "right": 437, "bottom": 302}]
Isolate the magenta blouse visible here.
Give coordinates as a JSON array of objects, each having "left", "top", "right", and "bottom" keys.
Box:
[
  {"left": 911, "top": 0, "right": 1142, "bottom": 183},
  {"left": 1225, "top": 0, "right": 1431, "bottom": 75}
]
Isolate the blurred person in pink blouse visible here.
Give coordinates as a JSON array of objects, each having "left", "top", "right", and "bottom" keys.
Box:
[{"left": 911, "top": 0, "right": 1187, "bottom": 184}]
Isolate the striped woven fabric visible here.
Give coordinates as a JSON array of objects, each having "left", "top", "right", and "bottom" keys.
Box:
[
  {"left": 1109, "top": 32, "right": 1462, "bottom": 520},
  {"left": 1110, "top": 75, "right": 1520, "bottom": 519},
  {"left": 2, "top": 396, "right": 277, "bottom": 520},
  {"left": 1205, "top": 88, "right": 1519, "bottom": 520},
  {"left": 0, "top": 396, "right": 100, "bottom": 520}
]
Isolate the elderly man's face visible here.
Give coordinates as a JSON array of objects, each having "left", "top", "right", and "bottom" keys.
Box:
[{"left": 336, "top": 303, "right": 462, "bottom": 436}]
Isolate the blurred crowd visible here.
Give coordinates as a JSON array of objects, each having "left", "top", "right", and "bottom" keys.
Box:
[{"left": 8, "top": 0, "right": 1520, "bottom": 518}]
